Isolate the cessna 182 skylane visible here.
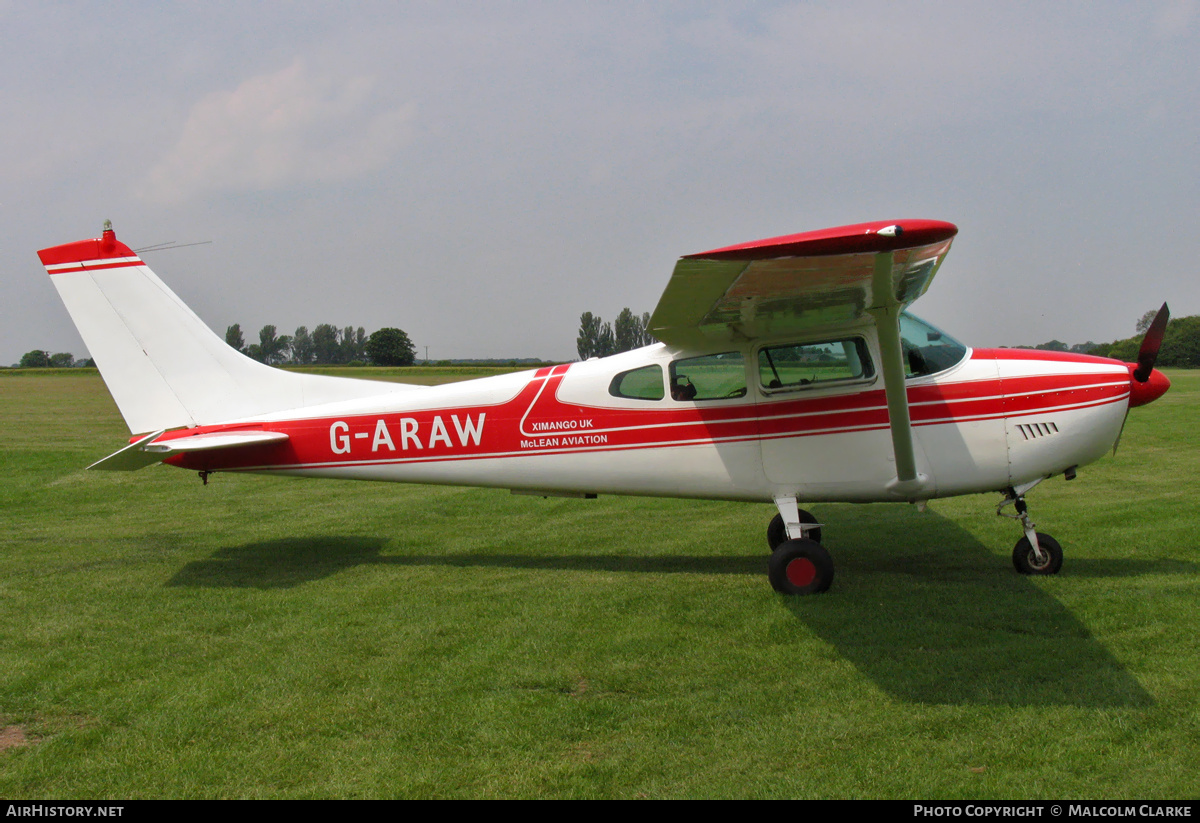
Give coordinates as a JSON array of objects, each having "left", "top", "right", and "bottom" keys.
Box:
[{"left": 38, "top": 219, "right": 1171, "bottom": 595}]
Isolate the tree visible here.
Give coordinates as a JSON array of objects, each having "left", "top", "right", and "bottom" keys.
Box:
[
  {"left": 1136, "top": 309, "right": 1160, "bottom": 335},
  {"left": 225, "top": 324, "right": 245, "bottom": 353},
  {"left": 577, "top": 312, "right": 602, "bottom": 359},
  {"left": 1160, "top": 316, "right": 1200, "bottom": 368},
  {"left": 312, "top": 324, "right": 341, "bottom": 364},
  {"left": 19, "top": 350, "right": 51, "bottom": 368},
  {"left": 614, "top": 308, "right": 651, "bottom": 353},
  {"left": 1087, "top": 312, "right": 1200, "bottom": 368},
  {"left": 1107, "top": 337, "right": 1139, "bottom": 362},
  {"left": 340, "top": 326, "right": 367, "bottom": 363},
  {"left": 366, "top": 327, "right": 416, "bottom": 366},
  {"left": 290, "top": 326, "right": 314, "bottom": 365},
  {"left": 596, "top": 321, "right": 616, "bottom": 357},
  {"left": 614, "top": 308, "right": 637, "bottom": 353},
  {"left": 581, "top": 309, "right": 654, "bottom": 359},
  {"left": 255, "top": 325, "right": 290, "bottom": 365},
  {"left": 641, "top": 311, "right": 655, "bottom": 346},
  {"left": 49, "top": 352, "right": 75, "bottom": 368}
]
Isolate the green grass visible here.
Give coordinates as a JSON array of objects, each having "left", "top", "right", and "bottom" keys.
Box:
[{"left": 0, "top": 371, "right": 1197, "bottom": 798}]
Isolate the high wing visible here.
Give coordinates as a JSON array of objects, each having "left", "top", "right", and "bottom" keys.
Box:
[
  {"left": 648, "top": 219, "right": 957, "bottom": 347},
  {"left": 649, "top": 219, "right": 959, "bottom": 494}
]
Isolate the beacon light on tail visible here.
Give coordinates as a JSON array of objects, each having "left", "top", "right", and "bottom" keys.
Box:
[{"left": 38, "top": 219, "right": 1171, "bottom": 594}]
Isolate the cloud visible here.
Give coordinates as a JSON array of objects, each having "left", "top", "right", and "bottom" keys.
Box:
[{"left": 139, "top": 60, "right": 413, "bottom": 203}]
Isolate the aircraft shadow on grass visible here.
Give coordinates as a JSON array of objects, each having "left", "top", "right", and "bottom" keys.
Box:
[{"left": 165, "top": 510, "right": 1185, "bottom": 708}]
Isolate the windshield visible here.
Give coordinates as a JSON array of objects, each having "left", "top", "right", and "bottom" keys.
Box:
[{"left": 900, "top": 313, "right": 968, "bottom": 378}]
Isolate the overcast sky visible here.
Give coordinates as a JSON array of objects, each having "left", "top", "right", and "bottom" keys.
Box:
[{"left": 4, "top": 1, "right": 1197, "bottom": 365}]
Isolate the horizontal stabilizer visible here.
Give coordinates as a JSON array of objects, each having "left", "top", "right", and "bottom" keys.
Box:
[
  {"left": 143, "top": 430, "right": 289, "bottom": 454},
  {"left": 88, "top": 429, "right": 290, "bottom": 471},
  {"left": 88, "top": 430, "right": 168, "bottom": 471}
]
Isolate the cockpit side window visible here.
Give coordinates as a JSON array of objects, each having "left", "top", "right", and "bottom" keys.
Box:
[
  {"left": 669, "top": 352, "right": 746, "bottom": 401},
  {"left": 609, "top": 364, "right": 665, "bottom": 400},
  {"left": 758, "top": 338, "right": 874, "bottom": 392},
  {"left": 900, "top": 313, "right": 968, "bottom": 378}
]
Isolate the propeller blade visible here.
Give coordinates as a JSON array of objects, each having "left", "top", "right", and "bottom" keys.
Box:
[{"left": 1133, "top": 302, "right": 1170, "bottom": 383}]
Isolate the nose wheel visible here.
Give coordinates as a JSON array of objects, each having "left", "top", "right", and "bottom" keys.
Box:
[
  {"left": 999, "top": 487, "right": 1063, "bottom": 576},
  {"left": 1013, "top": 533, "right": 1063, "bottom": 575}
]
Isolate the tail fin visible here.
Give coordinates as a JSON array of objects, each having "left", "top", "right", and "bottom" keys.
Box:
[{"left": 38, "top": 223, "right": 414, "bottom": 434}]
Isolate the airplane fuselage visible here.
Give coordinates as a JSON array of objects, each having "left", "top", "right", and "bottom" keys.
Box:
[{"left": 158, "top": 333, "right": 1145, "bottom": 506}]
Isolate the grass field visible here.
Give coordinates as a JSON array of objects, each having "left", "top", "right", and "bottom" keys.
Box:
[{"left": 0, "top": 368, "right": 1197, "bottom": 798}]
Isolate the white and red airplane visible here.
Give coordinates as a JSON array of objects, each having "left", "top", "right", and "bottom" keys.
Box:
[{"left": 37, "top": 219, "right": 1171, "bottom": 594}]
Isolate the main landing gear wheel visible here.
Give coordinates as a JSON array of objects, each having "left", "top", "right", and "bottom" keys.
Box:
[
  {"left": 767, "top": 510, "right": 821, "bottom": 549},
  {"left": 768, "top": 539, "right": 834, "bottom": 595},
  {"left": 1012, "top": 533, "right": 1063, "bottom": 575}
]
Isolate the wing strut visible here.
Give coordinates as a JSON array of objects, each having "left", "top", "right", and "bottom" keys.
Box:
[{"left": 866, "top": 251, "right": 926, "bottom": 496}]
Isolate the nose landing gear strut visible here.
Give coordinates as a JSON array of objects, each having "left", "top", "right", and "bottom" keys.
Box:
[{"left": 998, "top": 487, "right": 1063, "bottom": 575}]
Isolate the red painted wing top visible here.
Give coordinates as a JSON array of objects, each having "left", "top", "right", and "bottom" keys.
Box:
[
  {"left": 685, "top": 219, "right": 959, "bottom": 261},
  {"left": 651, "top": 219, "right": 959, "bottom": 348}
]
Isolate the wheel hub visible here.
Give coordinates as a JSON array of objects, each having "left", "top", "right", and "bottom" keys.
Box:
[{"left": 785, "top": 557, "right": 817, "bottom": 587}]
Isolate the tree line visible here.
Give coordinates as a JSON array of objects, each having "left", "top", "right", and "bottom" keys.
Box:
[
  {"left": 225, "top": 323, "right": 417, "bottom": 366},
  {"left": 577, "top": 308, "right": 656, "bottom": 359},
  {"left": 14, "top": 323, "right": 417, "bottom": 369},
  {"left": 1027, "top": 308, "right": 1200, "bottom": 368},
  {"left": 17, "top": 351, "right": 92, "bottom": 368}
]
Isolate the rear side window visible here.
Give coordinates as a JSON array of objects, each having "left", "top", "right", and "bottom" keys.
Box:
[
  {"left": 609, "top": 364, "right": 664, "bottom": 400},
  {"left": 758, "top": 338, "right": 874, "bottom": 391}
]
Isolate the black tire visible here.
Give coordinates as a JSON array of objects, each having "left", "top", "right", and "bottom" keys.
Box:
[
  {"left": 768, "top": 539, "right": 834, "bottom": 595},
  {"left": 767, "top": 510, "right": 822, "bottom": 549},
  {"left": 1012, "top": 533, "right": 1063, "bottom": 575}
]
